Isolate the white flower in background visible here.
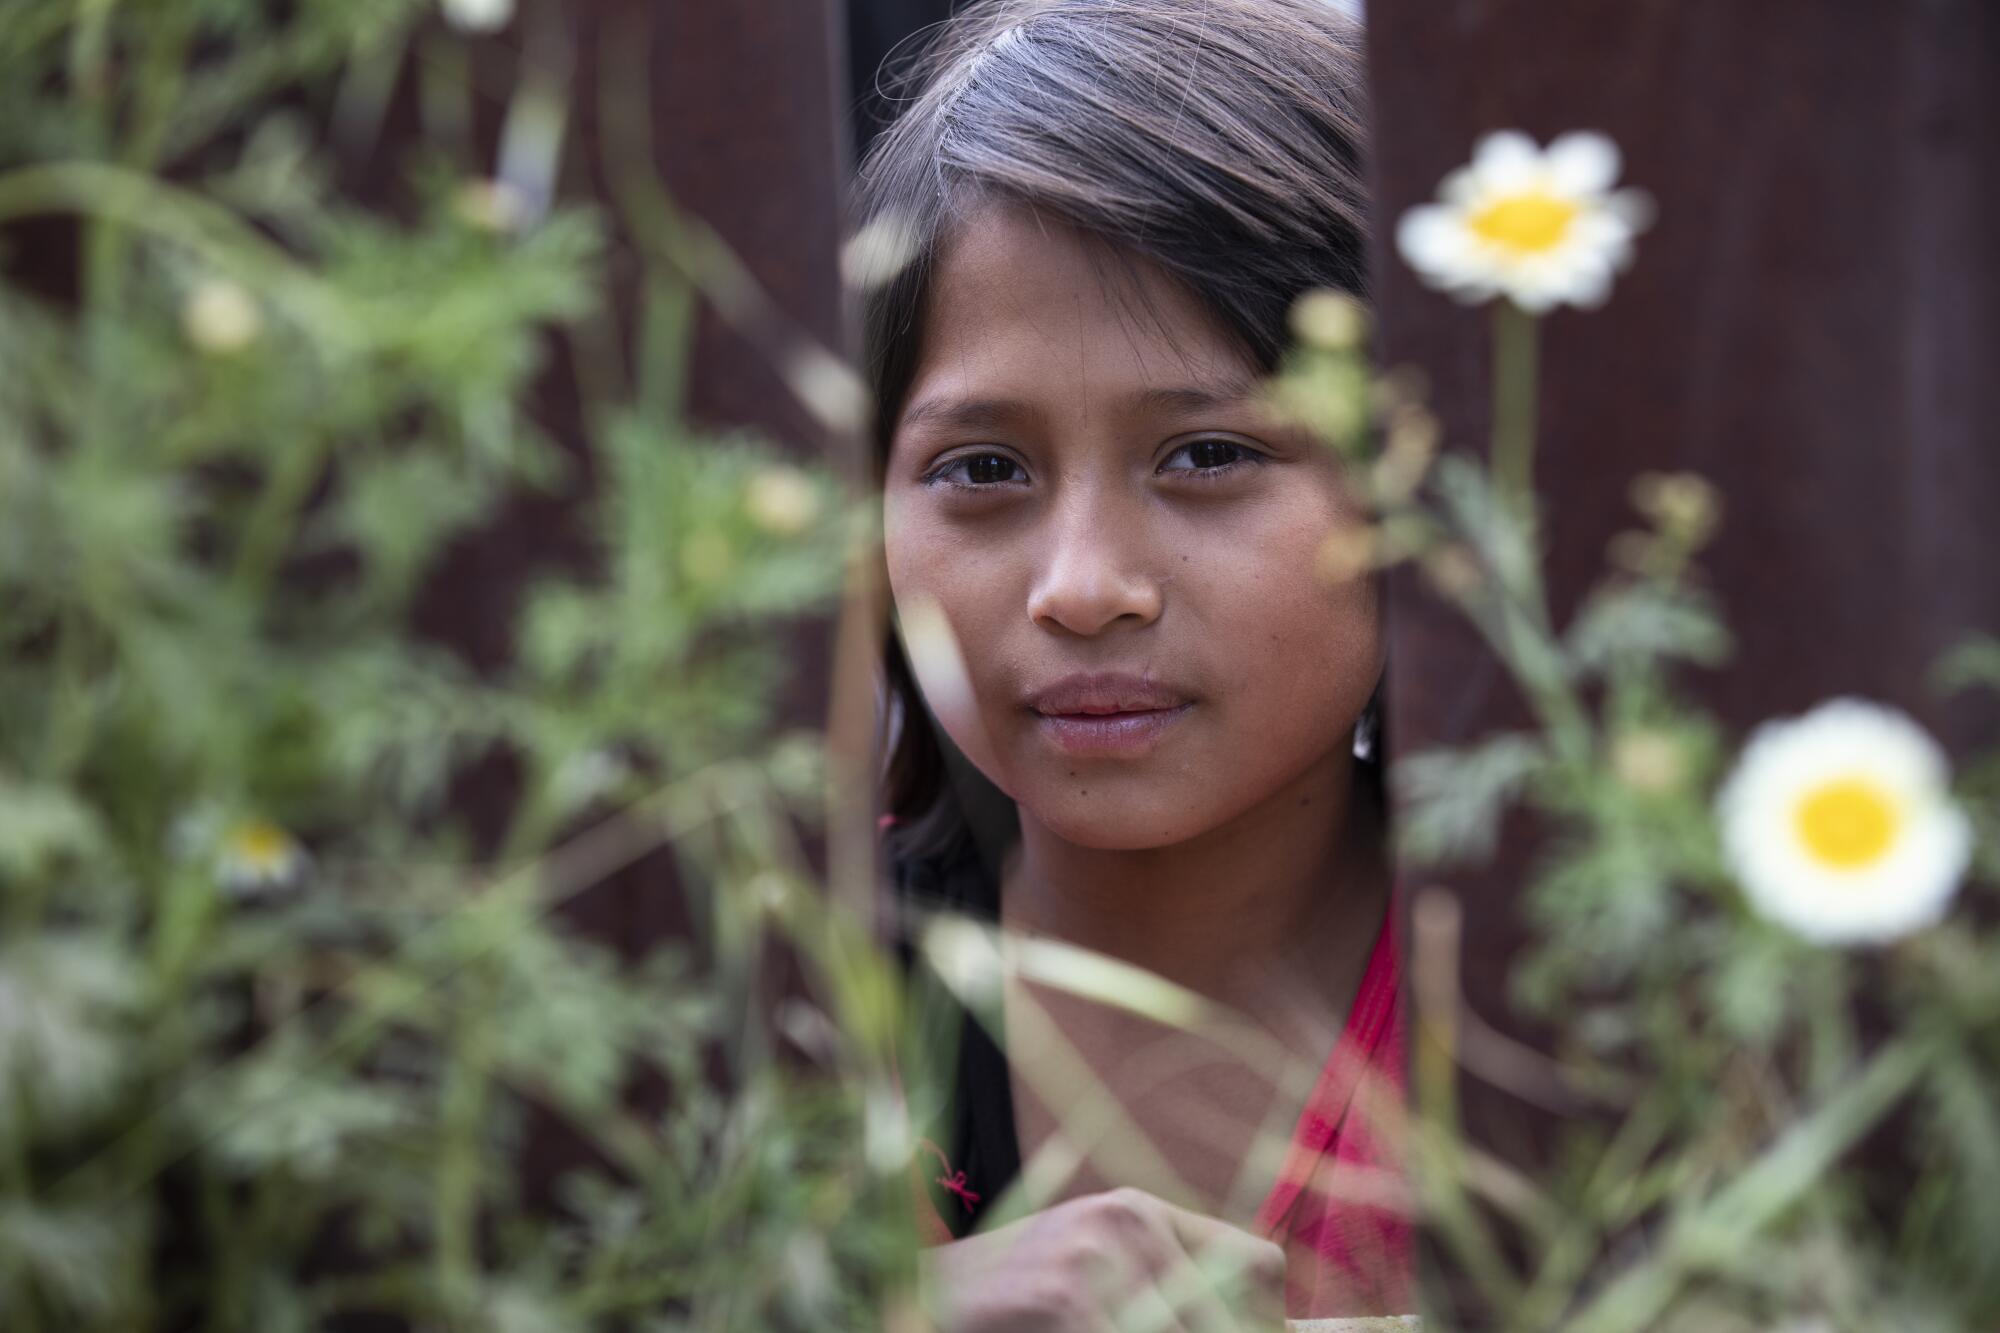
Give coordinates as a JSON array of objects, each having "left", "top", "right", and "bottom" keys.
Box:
[
  {"left": 441, "top": 0, "right": 513, "bottom": 33},
  {"left": 182, "top": 278, "right": 262, "bottom": 353},
  {"left": 217, "top": 819, "right": 308, "bottom": 897},
  {"left": 742, "top": 464, "right": 821, "bottom": 537},
  {"left": 1396, "top": 130, "right": 1654, "bottom": 313},
  {"left": 1716, "top": 699, "right": 1972, "bottom": 945}
]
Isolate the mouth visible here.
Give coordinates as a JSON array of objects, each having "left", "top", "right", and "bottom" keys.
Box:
[
  {"left": 1032, "top": 702, "right": 1195, "bottom": 756},
  {"left": 1024, "top": 671, "right": 1197, "bottom": 757}
]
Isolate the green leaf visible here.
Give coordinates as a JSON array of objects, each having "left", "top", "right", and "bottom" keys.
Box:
[
  {"left": 0, "top": 1197, "right": 144, "bottom": 1322},
  {"left": 1565, "top": 580, "right": 1732, "bottom": 679},
  {"left": 1933, "top": 634, "right": 2000, "bottom": 697},
  {"left": 1919, "top": 1059, "right": 2000, "bottom": 1298},
  {"left": 0, "top": 932, "right": 145, "bottom": 1132},
  {"left": 1703, "top": 924, "right": 1799, "bottom": 1047},
  {"left": 1431, "top": 452, "right": 1536, "bottom": 594},
  {"left": 189, "top": 1044, "right": 414, "bottom": 1181},
  {"left": 0, "top": 776, "right": 103, "bottom": 879},
  {"left": 1394, "top": 732, "right": 1544, "bottom": 867}
]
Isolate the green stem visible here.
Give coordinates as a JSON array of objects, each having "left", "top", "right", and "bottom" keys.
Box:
[
  {"left": 433, "top": 996, "right": 490, "bottom": 1324},
  {"left": 38, "top": 603, "right": 90, "bottom": 787},
  {"left": 229, "top": 430, "right": 332, "bottom": 600},
  {"left": 3, "top": 1081, "right": 44, "bottom": 1333},
  {"left": 494, "top": 782, "right": 562, "bottom": 869},
  {"left": 199, "top": 1166, "right": 247, "bottom": 1333},
  {"left": 1491, "top": 299, "right": 1542, "bottom": 532},
  {"left": 81, "top": 9, "right": 194, "bottom": 457},
  {"left": 1478, "top": 298, "right": 1597, "bottom": 765},
  {"left": 1563, "top": 1036, "right": 1932, "bottom": 1333},
  {"left": 1450, "top": 583, "right": 1593, "bottom": 768},
  {"left": 1507, "top": 1092, "right": 1674, "bottom": 1333}
]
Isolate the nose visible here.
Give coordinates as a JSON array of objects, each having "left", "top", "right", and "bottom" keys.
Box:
[{"left": 1025, "top": 490, "right": 1164, "bottom": 637}]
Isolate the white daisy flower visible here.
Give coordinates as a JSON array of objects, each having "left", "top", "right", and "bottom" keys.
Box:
[
  {"left": 1395, "top": 130, "right": 1655, "bottom": 313},
  {"left": 217, "top": 819, "right": 309, "bottom": 897},
  {"left": 1716, "top": 699, "right": 1973, "bottom": 945}
]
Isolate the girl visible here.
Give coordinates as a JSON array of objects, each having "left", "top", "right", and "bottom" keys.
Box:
[{"left": 857, "top": 1, "right": 1407, "bottom": 1325}]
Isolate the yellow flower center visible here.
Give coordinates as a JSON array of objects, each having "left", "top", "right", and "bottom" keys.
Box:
[
  {"left": 1469, "top": 191, "right": 1580, "bottom": 254},
  {"left": 226, "top": 822, "right": 294, "bottom": 872},
  {"left": 1793, "top": 778, "right": 1900, "bottom": 869}
]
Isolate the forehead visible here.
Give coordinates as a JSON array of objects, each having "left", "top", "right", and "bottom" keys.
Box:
[{"left": 898, "top": 202, "right": 1258, "bottom": 431}]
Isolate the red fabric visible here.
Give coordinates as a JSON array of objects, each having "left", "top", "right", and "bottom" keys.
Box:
[{"left": 1254, "top": 910, "right": 1413, "bottom": 1318}]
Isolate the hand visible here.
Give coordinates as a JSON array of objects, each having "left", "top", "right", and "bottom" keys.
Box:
[{"left": 919, "top": 1185, "right": 1289, "bottom": 1332}]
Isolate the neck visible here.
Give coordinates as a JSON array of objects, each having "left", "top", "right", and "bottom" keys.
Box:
[{"left": 999, "top": 753, "right": 1387, "bottom": 1017}]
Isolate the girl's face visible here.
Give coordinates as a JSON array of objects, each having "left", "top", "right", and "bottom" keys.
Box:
[{"left": 883, "top": 202, "right": 1380, "bottom": 850}]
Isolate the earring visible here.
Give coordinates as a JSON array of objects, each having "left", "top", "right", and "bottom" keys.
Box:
[{"left": 1352, "top": 704, "right": 1378, "bottom": 762}]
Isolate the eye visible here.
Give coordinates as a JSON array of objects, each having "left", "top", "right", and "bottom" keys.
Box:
[
  {"left": 925, "top": 451, "right": 1027, "bottom": 489},
  {"left": 1160, "top": 437, "right": 1262, "bottom": 478}
]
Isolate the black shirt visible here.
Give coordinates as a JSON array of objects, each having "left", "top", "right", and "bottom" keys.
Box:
[{"left": 887, "top": 827, "right": 1022, "bottom": 1238}]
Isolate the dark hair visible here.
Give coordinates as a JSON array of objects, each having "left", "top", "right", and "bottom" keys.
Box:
[{"left": 854, "top": 0, "right": 1376, "bottom": 879}]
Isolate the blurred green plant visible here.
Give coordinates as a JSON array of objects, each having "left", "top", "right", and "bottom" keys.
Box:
[{"left": 0, "top": 3, "right": 928, "bottom": 1330}]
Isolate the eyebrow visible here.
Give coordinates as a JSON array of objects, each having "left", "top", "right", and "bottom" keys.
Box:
[{"left": 896, "top": 382, "right": 1258, "bottom": 435}]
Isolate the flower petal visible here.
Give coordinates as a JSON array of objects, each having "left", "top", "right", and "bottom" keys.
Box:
[
  {"left": 1396, "top": 207, "right": 1474, "bottom": 279},
  {"left": 1561, "top": 262, "right": 1615, "bottom": 309},
  {"left": 1544, "top": 131, "right": 1622, "bottom": 196},
  {"left": 1437, "top": 165, "right": 1482, "bottom": 207},
  {"left": 1605, "top": 187, "right": 1658, "bottom": 232},
  {"left": 1469, "top": 130, "right": 1543, "bottom": 193}
]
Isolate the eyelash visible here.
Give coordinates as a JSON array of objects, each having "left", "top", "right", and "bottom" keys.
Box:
[{"left": 922, "top": 439, "right": 1262, "bottom": 490}]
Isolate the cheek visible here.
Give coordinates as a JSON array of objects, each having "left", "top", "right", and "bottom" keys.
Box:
[{"left": 1197, "top": 494, "right": 1381, "bottom": 740}]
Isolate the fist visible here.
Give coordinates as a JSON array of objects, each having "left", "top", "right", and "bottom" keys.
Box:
[{"left": 920, "top": 1186, "right": 1289, "bottom": 1332}]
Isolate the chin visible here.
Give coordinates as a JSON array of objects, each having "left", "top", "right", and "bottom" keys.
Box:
[{"left": 1017, "top": 794, "right": 1203, "bottom": 852}]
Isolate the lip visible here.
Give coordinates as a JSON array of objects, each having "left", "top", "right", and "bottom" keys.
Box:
[{"left": 1026, "top": 672, "right": 1195, "bottom": 757}]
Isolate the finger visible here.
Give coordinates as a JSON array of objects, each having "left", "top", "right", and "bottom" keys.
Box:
[
  {"left": 1152, "top": 1203, "right": 1289, "bottom": 1332},
  {"left": 1154, "top": 1197, "right": 1289, "bottom": 1279},
  {"left": 1117, "top": 1206, "right": 1266, "bottom": 1333},
  {"left": 1081, "top": 1191, "right": 1189, "bottom": 1332},
  {"left": 1188, "top": 1236, "right": 1287, "bottom": 1333},
  {"left": 1074, "top": 1190, "right": 1283, "bottom": 1333},
  {"left": 1075, "top": 1225, "right": 1139, "bottom": 1315}
]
